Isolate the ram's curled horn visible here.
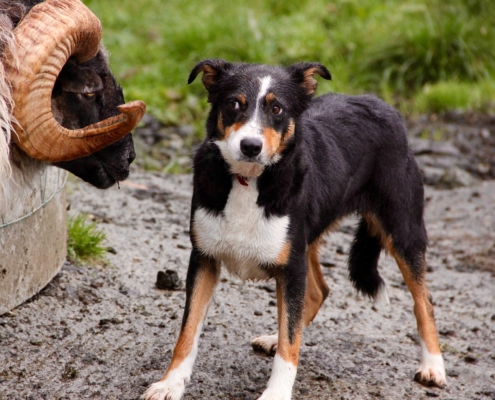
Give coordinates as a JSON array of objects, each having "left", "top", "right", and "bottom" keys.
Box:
[{"left": 2, "top": 0, "right": 146, "bottom": 162}]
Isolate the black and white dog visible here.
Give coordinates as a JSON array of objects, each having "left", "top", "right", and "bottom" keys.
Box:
[{"left": 143, "top": 60, "right": 446, "bottom": 400}]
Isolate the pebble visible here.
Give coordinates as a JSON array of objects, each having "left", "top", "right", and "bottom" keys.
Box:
[
  {"left": 464, "top": 354, "right": 479, "bottom": 364},
  {"left": 156, "top": 270, "right": 182, "bottom": 290}
]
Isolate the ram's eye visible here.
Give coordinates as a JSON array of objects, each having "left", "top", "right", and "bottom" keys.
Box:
[
  {"left": 82, "top": 93, "right": 96, "bottom": 99},
  {"left": 272, "top": 105, "right": 282, "bottom": 115},
  {"left": 229, "top": 100, "right": 240, "bottom": 110}
]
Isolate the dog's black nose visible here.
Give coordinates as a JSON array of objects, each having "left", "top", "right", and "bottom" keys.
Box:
[{"left": 240, "top": 138, "right": 263, "bottom": 158}]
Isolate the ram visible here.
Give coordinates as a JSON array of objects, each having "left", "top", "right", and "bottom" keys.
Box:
[
  {"left": 0, "top": 0, "right": 145, "bottom": 314},
  {"left": 0, "top": 0, "right": 145, "bottom": 195}
]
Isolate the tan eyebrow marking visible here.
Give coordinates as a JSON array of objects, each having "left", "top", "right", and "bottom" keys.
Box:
[
  {"left": 237, "top": 93, "right": 247, "bottom": 105},
  {"left": 266, "top": 92, "right": 276, "bottom": 103}
]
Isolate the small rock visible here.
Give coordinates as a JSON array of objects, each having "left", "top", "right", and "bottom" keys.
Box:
[
  {"left": 156, "top": 270, "right": 182, "bottom": 290},
  {"left": 439, "top": 167, "right": 478, "bottom": 189},
  {"left": 99, "top": 318, "right": 123, "bottom": 327},
  {"left": 90, "top": 280, "right": 104, "bottom": 289},
  {"left": 106, "top": 247, "right": 117, "bottom": 255},
  {"left": 447, "top": 369, "right": 459, "bottom": 377},
  {"left": 464, "top": 354, "right": 478, "bottom": 364},
  {"left": 62, "top": 366, "right": 78, "bottom": 380},
  {"left": 421, "top": 166, "right": 445, "bottom": 186},
  {"left": 425, "top": 390, "right": 439, "bottom": 397},
  {"left": 439, "top": 329, "right": 456, "bottom": 337},
  {"left": 254, "top": 310, "right": 263, "bottom": 316},
  {"left": 406, "top": 332, "right": 420, "bottom": 345}
]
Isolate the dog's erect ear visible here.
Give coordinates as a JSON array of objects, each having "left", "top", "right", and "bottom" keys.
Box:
[
  {"left": 287, "top": 63, "right": 331, "bottom": 96},
  {"left": 188, "top": 59, "right": 233, "bottom": 90}
]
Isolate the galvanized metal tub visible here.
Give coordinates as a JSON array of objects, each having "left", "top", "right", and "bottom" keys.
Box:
[{"left": 0, "top": 157, "right": 67, "bottom": 315}]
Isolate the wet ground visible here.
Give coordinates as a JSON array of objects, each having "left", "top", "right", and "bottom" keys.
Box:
[{"left": 1, "top": 114, "right": 495, "bottom": 400}]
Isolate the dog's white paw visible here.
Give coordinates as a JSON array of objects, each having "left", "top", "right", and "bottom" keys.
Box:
[
  {"left": 414, "top": 341, "right": 446, "bottom": 387},
  {"left": 251, "top": 333, "right": 278, "bottom": 356},
  {"left": 141, "top": 379, "right": 186, "bottom": 400},
  {"left": 414, "top": 364, "right": 447, "bottom": 388},
  {"left": 256, "top": 388, "right": 291, "bottom": 400}
]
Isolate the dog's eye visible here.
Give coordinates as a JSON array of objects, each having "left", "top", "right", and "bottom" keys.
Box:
[
  {"left": 229, "top": 100, "right": 240, "bottom": 110},
  {"left": 272, "top": 105, "right": 282, "bottom": 115}
]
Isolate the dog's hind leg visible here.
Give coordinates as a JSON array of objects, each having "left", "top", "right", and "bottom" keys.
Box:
[
  {"left": 391, "top": 248, "right": 446, "bottom": 387},
  {"left": 142, "top": 250, "right": 220, "bottom": 400},
  {"left": 251, "top": 240, "right": 329, "bottom": 356},
  {"left": 366, "top": 213, "right": 446, "bottom": 388},
  {"left": 303, "top": 240, "right": 330, "bottom": 326}
]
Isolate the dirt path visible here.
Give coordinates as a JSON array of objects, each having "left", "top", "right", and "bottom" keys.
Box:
[{"left": 1, "top": 169, "right": 494, "bottom": 400}]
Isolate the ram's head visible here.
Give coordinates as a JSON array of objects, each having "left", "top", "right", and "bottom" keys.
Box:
[{"left": 3, "top": 0, "right": 145, "bottom": 188}]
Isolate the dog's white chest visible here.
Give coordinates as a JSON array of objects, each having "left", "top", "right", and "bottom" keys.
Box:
[{"left": 193, "top": 178, "right": 289, "bottom": 280}]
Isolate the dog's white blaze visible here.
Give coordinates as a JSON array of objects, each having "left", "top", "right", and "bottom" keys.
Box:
[
  {"left": 194, "top": 176, "right": 289, "bottom": 281},
  {"left": 142, "top": 305, "right": 209, "bottom": 400},
  {"left": 257, "top": 354, "right": 296, "bottom": 400},
  {"left": 215, "top": 76, "right": 274, "bottom": 177},
  {"left": 417, "top": 339, "right": 447, "bottom": 385}
]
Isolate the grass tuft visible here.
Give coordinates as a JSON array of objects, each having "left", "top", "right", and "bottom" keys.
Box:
[
  {"left": 413, "top": 80, "right": 495, "bottom": 114},
  {"left": 67, "top": 214, "right": 108, "bottom": 265}
]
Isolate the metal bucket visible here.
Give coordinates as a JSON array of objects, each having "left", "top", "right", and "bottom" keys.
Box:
[{"left": 0, "top": 156, "right": 67, "bottom": 315}]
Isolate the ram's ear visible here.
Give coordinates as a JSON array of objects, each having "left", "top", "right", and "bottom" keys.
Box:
[
  {"left": 287, "top": 62, "right": 331, "bottom": 96},
  {"left": 188, "top": 59, "right": 233, "bottom": 90}
]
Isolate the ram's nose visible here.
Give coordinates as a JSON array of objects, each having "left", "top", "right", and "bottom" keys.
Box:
[{"left": 240, "top": 138, "right": 262, "bottom": 158}]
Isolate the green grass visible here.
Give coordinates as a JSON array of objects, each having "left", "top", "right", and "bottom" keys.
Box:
[
  {"left": 67, "top": 214, "right": 108, "bottom": 265},
  {"left": 413, "top": 80, "right": 495, "bottom": 114},
  {"left": 83, "top": 0, "right": 495, "bottom": 130}
]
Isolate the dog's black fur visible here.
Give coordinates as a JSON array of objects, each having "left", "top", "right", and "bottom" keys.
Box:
[
  {"left": 143, "top": 60, "right": 444, "bottom": 400},
  {"left": 190, "top": 60, "right": 426, "bottom": 295}
]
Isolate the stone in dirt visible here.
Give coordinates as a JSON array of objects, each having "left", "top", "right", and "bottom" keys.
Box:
[{"left": 156, "top": 269, "right": 182, "bottom": 290}]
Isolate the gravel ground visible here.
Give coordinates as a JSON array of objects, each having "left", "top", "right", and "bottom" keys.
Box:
[{"left": 1, "top": 166, "right": 494, "bottom": 400}]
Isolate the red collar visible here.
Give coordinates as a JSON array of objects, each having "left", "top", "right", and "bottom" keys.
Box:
[{"left": 236, "top": 174, "right": 249, "bottom": 186}]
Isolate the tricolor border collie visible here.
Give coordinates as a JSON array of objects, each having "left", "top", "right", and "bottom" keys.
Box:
[{"left": 143, "top": 60, "right": 446, "bottom": 400}]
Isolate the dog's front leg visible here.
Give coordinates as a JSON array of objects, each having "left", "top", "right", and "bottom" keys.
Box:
[
  {"left": 142, "top": 250, "right": 220, "bottom": 400},
  {"left": 258, "top": 262, "right": 306, "bottom": 400}
]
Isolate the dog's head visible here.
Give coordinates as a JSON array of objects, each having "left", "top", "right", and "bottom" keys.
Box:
[{"left": 189, "top": 60, "right": 331, "bottom": 178}]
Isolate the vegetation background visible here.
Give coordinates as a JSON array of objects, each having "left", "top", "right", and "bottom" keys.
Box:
[{"left": 84, "top": 0, "right": 495, "bottom": 130}]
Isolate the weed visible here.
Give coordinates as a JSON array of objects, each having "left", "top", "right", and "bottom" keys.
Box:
[{"left": 67, "top": 214, "right": 108, "bottom": 265}]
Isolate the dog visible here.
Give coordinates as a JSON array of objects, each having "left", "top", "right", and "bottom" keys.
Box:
[{"left": 142, "top": 60, "right": 446, "bottom": 400}]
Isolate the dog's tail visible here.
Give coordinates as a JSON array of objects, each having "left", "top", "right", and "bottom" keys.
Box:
[{"left": 348, "top": 216, "right": 389, "bottom": 304}]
